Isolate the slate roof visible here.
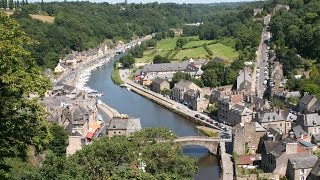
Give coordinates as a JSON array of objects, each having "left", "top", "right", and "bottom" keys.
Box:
[
  {"left": 310, "top": 159, "right": 320, "bottom": 177},
  {"left": 134, "top": 69, "right": 142, "bottom": 76},
  {"left": 269, "top": 138, "right": 296, "bottom": 158},
  {"left": 107, "top": 118, "right": 128, "bottom": 130},
  {"left": 55, "top": 82, "right": 77, "bottom": 94},
  {"left": 231, "top": 104, "right": 252, "bottom": 116},
  {"left": 265, "top": 127, "right": 282, "bottom": 141},
  {"left": 184, "top": 89, "right": 200, "bottom": 97},
  {"left": 313, "top": 134, "right": 320, "bottom": 142},
  {"left": 264, "top": 141, "right": 278, "bottom": 154},
  {"left": 142, "top": 61, "right": 193, "bottom": 73},
  {"left": 255, "top": 122, "right": 266, "bottom": 132},
  {"left": 309, "top": 100, "right": 320, "bottom": 112},
  {"left": 292, "top": 125, "right": 307, "bottom": 139},
  {"left": 300, "top": 94, "right": 316, "bottom": 105},
  {"left": 260, "top": 112, "right": 284, "bottom": 123},
  {"left": 284, "top": 91, "right": 301, "bottom": 98},
  {"left": 284, "top": 112, "right": 297, "bottom": 122},
  {"left": 174, "top": 80, "right": 194, "bottom": 90},
  {"left": 298, "top": 140, "right": 317, "bottom": 148},
  {"left": 152, "top": 77, "right": 167, "bottom": 85},
  {"left": 289, "top": 154, "right": 318, "bottom": 169},
  {"left": 302, "top": 113, "right": 320, "bottom": 127}
]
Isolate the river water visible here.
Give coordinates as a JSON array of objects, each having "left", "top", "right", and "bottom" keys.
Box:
[{"left": 87, "top": 55, "right": 220, "bottom": 180}]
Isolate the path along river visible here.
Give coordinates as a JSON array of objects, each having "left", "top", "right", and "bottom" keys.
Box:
[{"left": 86, "top": 55, "right": 220, "bottom": 180}]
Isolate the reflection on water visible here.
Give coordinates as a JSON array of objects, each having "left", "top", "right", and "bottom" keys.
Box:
[
  {"left": 183, "top": 145, "right": 220, "bottom": 180},
  {"left": 87, "top": 56, "right": 220, "bottom": 180}
]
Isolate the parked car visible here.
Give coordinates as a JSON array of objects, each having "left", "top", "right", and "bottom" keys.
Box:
[
  {"left": 195, "top": 114, "right": 200, "bottom": 118},
  {"left": 200, "top": 117, "right": 206, "bottom": 120}
]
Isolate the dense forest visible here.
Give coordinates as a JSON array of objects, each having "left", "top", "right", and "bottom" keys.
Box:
[
  {"left": 11, "top": 1, "right": 264, "bottom": 69},
  {"left": 269, "top": 0, "right": 320, "bottom": 98}
]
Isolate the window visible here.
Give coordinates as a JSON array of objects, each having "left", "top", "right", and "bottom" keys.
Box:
[
  {"left": 300, "top": 169, "right": 305, "bottom": 174},
  {"left": 300, "top": 176, "right": 304, "bottom": 180},
  {"left": 280, "top": 123, "right": 282, "bottom": 127}
]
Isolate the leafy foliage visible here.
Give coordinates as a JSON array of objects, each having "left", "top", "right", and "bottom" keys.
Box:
[
  {"left": 0, "top": 12, "right": 51, "bottom": 174},
  {"left": 119, "top": 54, "right": 135, "bottom": 68},
  {"left": 48, "top": 124, "right": 68, "bottom": 156},
  {"left": 153, "top": 55, "right": 170, "bottom": 64},
  {"left": 201, "top": 61, "right": 237, "bottom": 88}
]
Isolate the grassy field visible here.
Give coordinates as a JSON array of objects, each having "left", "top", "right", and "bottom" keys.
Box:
[
  {"left": 156, "top": 38, "right": 180, "bottom": 50},
  {"left": 135, "top": 49, "right": 170, "bottom": 63},
  {"left": 135, "top": 36, "right": 238, "bottom": 63},
  {"left": 183, "top": 40, "right": 212, "bottom": 49},
  {"left": 29, "top": 14, "right": 55, "bottom": 24},
  {"left": 111, "top": 63, "right": 124, "bottom": 85},
  {"left": 208, "top": 43, "right": 239, "bottom": 61},
  {"left": 174, "top": 47, "right": 208, "bottom": 59},
  {"left": 197, "top": 126, "right": 219, "bottom": 138}
]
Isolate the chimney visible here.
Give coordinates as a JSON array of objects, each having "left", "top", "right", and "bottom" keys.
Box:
[
  {"left": 289, "top": 131, "right": 294, "bottom": 138},
  {"left": 286, "top": 143, "right": 298, "bottom": 154}
]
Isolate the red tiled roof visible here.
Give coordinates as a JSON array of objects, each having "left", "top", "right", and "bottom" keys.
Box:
[
  {"left": 86, "top": 132, "right": 94, "bottom": 139},
  {"left": 237, "top": 155, "right": 255, "bottom": 165}
]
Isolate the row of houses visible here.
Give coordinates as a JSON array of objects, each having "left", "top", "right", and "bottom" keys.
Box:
[
  {"left": 54, "top": 44, "right": 109, "bottom": 74},
  {"left": 43, "top": 82, "right": 141, "bottom": 156},
  {"left": 233, "top": 115, "right": 320, "bottom": 179}
]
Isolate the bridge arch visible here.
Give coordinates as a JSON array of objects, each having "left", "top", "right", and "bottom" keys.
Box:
[{"left": 174, "top": 136, "right": 220, "bottom": 155}]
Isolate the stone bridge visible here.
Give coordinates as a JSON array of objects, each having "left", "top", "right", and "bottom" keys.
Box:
[{"left": 174, "top": 136, "right": 221, "bottom": 155}]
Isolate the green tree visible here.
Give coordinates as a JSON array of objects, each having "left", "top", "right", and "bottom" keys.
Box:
[
  {"left": 171, "top": 71, "right": 192, "bottom": 87},
  {"left": 153, "top": 55, "right": 170, "bottom": 64},
  {"left": 48, "top": 124, "right": 68, "bottom": 156},
  {"left": 176, "top": 38, "right": 189, "bottom": 48},
  {"left": 201, "top": 69, "right": 219, "bottom": 88},
  {"left": 119, "top": 54, "right": 135, "bottom": 68},
  {"left": 68, "top": 128, "right": 197, "bottom": 179},
  {"left": 309, "top": 66, "right": 319, "bottom": 79},
  {"left": 0, "top": 12, "right": 51, "bottom": 177}
]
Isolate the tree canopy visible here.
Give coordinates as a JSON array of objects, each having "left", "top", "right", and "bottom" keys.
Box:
[
  {"left": 0, "top": 11, "right": 51, "bottom": 177},
  {"left": 4, "top": 128, "right": 198, "bottom": 179}
]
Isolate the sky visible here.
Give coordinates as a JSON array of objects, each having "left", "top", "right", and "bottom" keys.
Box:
[{"left": 31, "top": 0, "right": 260, "bottom": 4}]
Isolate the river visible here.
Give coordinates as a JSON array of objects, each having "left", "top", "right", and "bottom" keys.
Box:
[{"left": 87, "top": 55, "right": 220, "bottom": 180}]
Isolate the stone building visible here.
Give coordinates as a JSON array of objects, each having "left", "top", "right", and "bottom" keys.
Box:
[
  {"left": 151, "top": 77, "right": 170, "bottom": 93},
  {"left": 258, "top": 112, "right": 287, "bottom": 134},
  {"left": 261, "top": 137, "right": 309, "bottom": 177},
  {"left": 106, "top": 118, "right": 141, "bottom": 138},
  {"left": 233, "top": 122, "right": 265, "bottom": 155},
  {"left": 171, "top": 80, "right": 202, "bottom": 102},
  {"left": 183, "top": 89, "right": 208, "bottom": 112},
  {"left": 296, "top": 113, "right": 320, "bottom": 136},
  {"left": 299, "top": 94, "right": 320, "bottom": 114},
  {"left": 286, "top": 154, "right": 318, "bottom": 180},
  {"left": 236, "top": 68, "right": 252, "bottom": 92}
]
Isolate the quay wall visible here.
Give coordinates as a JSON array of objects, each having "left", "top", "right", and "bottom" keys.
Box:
[{"left": 124, "top": 80, "right": 222, "bottom": 130}]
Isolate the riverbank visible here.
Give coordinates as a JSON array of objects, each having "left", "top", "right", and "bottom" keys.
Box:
[
  {"left": 119, "top": 71, "right": 224, "bottom": 131},
  {"left": 55, "top": 34, "right": 154, "bottom": 88},
  {"left": 196, "top": 126, "right": 219, "bottom": 138},
  {"left": 111, "top": 62, "right": 124, "bottom": 85}
]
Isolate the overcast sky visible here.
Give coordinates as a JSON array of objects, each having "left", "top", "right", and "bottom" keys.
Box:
[{"left": 31, "top": 0, "right": 260, "bottom": 4}]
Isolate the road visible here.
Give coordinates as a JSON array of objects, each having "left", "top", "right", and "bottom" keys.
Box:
[
  {"left": 119, "top": 69, "right": 233, "bottom": 134},
  {"left": 254, "top": 15, "right": 271, "bottom": 98}
]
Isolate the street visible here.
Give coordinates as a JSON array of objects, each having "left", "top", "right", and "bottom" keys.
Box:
[
  {"left": 255, "top": 15, "right": 271, "bottom": 98},
  {"left": 119, "top": 69, "right": 233, "bottom": 138}
]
